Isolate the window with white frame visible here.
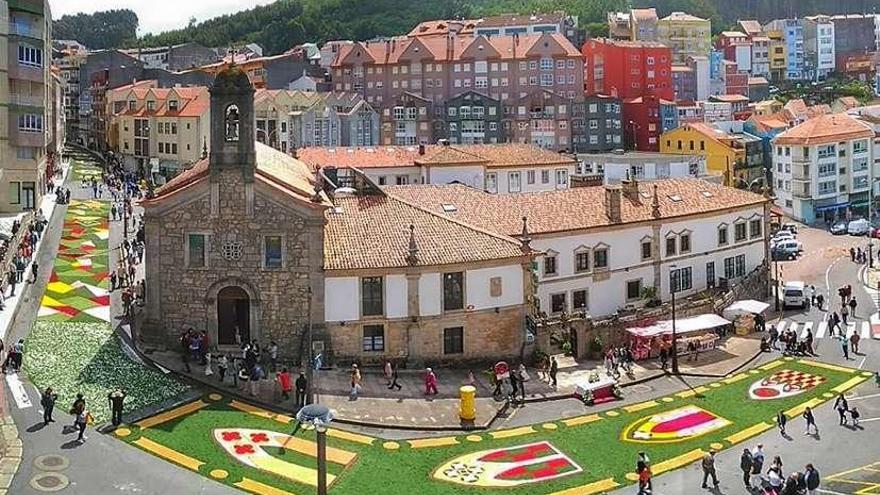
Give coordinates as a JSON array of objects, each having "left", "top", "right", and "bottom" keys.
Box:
[
  {"left": 572, "top": 289, "right": 588, "bottom": 311},
  {"left": 18, "top": 45, "right": 43, "bottom": 67},
  {"left": 544, "top": 253, "right": 558, "bottom": 276},
  {"left": 508, "top": 171, "right": 521, "bottom": 192},
  {"left": 734, "top": 222, "right": 747, "bottom": 242},
  {"left": 540, "top": 57, "right": 553, "bottom": 70},
  {"left": 670, "top": 266, "right": 692, "bottom": 292},
  {"left": 526, "top": 170, "right": 536, "bottom": 184},
  {"left": 555, "top": 169, "right": 568, "bottom": 186},
  {"left": 593, "top": 247, "right": 609, "bottom": 269},
  {"left": 485, "top": 172, "right": 498, "bottom": 193},
  {"left": 574, "top": 248, "right": 590, "bottom": 273},
  {"left": 818, "top": 180, "right": 836, "bottom": 194},
  {"left": 749, "top": 219, "right": 762, "bottom": 238}
]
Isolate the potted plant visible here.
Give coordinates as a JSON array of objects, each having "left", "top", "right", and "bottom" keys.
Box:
[
  {"left": 641, "top": 286, "right": 661, "bottom": 307},
  {"left": 589, "top": 336, "right": 603, "bottom": 360}
]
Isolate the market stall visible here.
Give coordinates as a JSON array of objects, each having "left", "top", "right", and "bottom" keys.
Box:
[
  {"left": 573, "top": 372, "right": 621, "bottom": 406},
  {"left": 626, "top": 314, "right": 731, "bottom": 360},
  {"left": 723, "top": 300, "right": 770, "bottom": 335}
]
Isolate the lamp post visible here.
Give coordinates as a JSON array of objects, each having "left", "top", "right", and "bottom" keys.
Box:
[
  {"left": 669, "top": 264, "right": 680, "bottom": 375},
  {"left": 296, "top": 404, "right": 333, "bottom": 495},
  {"left": 870, "top": 240, "right": 874, "bottom": 268}
]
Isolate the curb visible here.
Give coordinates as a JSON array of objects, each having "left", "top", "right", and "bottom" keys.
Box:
[{"left": 0, "top": 414, "right": 22, "bottom": 495}]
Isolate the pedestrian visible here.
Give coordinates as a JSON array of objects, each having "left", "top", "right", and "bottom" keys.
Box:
[
  {"left": 549, "top": 356, "right": 558, "bottom": 388},
  {"left": 295, "top": 371, "right": 307, "bottom": 407},
  {"left": 659, "top": 346, "right": 668, "bottom": 370},
  {"left": 750, "top": 444, "right": 765, "bottom": 489},
  {"left": 248, "top": 363, "right": 263, "bottom": 397},
  {"left": 508, "top": 368, "right": 519, "bottom": 404},
  {"left": 388, "top": 362, "right": 402, "bottom": 391},
  {"left": 267, "top": 341, "right": 278, "bottom": 373},
  {"left": 805, "top": 327, "right": 815, "bottom": 355},
  {"left": 769, "top": 325, "right": 779, "bottom": 350},
  {"left": 851, "top": 246, "right": 856, "bottom": 262},
  {"left": 851, "top": 406, "right": 861, "bottom": 426},
  {"left": 771, "top": 455, "right": 784, "bottom": 477},
  {"left": 10, "top": 339, "right": 23, "bottom": 371},
  {"left": 29, "top": 261, "right": 38, "bottom": 283},
  {"left": 7, "top": 270, "right": 16, "bottom": 298},
  {"left": 777, "top": 410, "right": 787, "bottom": 435},
  {"left": 816, "top": 293, "right": 825, "bottom": 310},
  {"left": 841, "top": 335, "right": 850, "bottom": 360},
  {"left": 349, "top": 364, "right": 361, "bottom": 398},
  {"left": 701, "top": 450, "right": 719, "bottom": 488},
  {"left": 636, "top": 452, "right": 652, "bottom": 494},
  {"left": 384, "top": 359, "right": 393, "bottom": 386},
  {"left": 739, "top": 448, "right": 753, "bottom": 488},
  {"left": 834, "top": 394, "right": 849, "bottom": 425},
  {"left": 40, "top": 387, "right": 57, "bottom": 425},
  {"left": 110, "top": 271, "right": 117, "bottom": 291},
  {"left": 809, "top": 285, "right": 816, "bottom": 307},
  {"left": 217, "top": 353, "right": 228, "bottom": 383},
  {"left": 276, "top": 367, "right": 292, "bottom": 401},
  {"left": 851, "top": 331, "right": 861, "bottom": 354},
  {"left": 841, "top": 304, "right": 849, "bottom": 325},
  {"left": 425, "top": 367, "right": 438, "bottom": 395},
  {"left": 804, "top": 464, "right": 820, "bottom": 495},
  {"left": 108, "top": 389, "right": 126, "bottom": 427},
  {"left": 803, "top": 406, "right": 818, "bottom": 435},
  {"left": 849, "top": 297, "right": 858, "bottom": 319},
  {"left": 517, "top": 363, "right": 529, "bottom": 402}
]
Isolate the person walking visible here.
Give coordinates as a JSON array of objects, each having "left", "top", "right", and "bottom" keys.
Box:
[
  {"left": 739, "top": 448, "right": 753, "bottom": 489},
  {"left": 805, "top": 327, "right": 815, "bottom": 356},
  {"left": 425, "top": 367, "right": 438, "bottom": 396},
  {"left": 750, "top": 444, "right": 765, "bottom": 490},
  {"left": 383, "top": 360, "right": 393, "bottom": 387},
  {"left": 701, "top": 450, "right": 719, "bottom": 488},
  {"left": 516, "top": 363, "right": 529, "bottom": 402},
  {"left": 808, "top": 285, "right": 816, "bottom": 307},
  {"left": 276, "top": 367, "right": 292, "bottom": 401},
  {"left": 217, "top": 354, "right": 228, "bottom": 383},
  {"left": 803, "top": 406, "right": 818, "bottom": 435},
  {"left": 388, "top": 362, "right": 402, "bottom": 391},
  {"left": 40, "top": 387, "right": 57, "bottom": 425},
  {"left": 549, "top": 356, "right": 558, "bottom": 388},
  {"left": 295, "top": 371, "right": 307, "bottom": 408},
  {"left": 636, "top": 452, "right": 652, "bottom": 495},
  {"left": 659, "top": 346, "right": 668, "bottom": 370},
  {"left": 267, "top": 341, "right": 278, "bottom": 373},
  {"left": 834, "top": 394, "right": 849, "bottom": 425},
  {"left": 349, "top": 364, "right": 361, "bottom": 399},
  {"left": 29, "top": 261, "right": 38, "bottom": 284},
  {"left": 849, "top": 297, "right": 858, "bottom": 319},
  {"left": 777, "top": 410, "right": 787, "bottom": 435},
  {"left": 508, "top": 369, "right": 520, "bottom": 404},
  {"left": 851, "top": 406, "right": 861, "bottom": 426},
  {"left": 851, "top": 331, "right": 861, "bottom": 354},
  {"left": 841, "top": 335, "right": 851, "bottom": 360},
  {"left": 841, "top": 304, "right": 850, "bottom": 325},
  {"left": 108, "top": 389, "right": 126, "bottom": 427},
  {"left": 804, "top": 464, "right": 820, "bottom": 495}
]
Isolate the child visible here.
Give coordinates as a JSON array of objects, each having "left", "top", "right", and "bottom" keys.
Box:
[{"left": 851, "top": 406, "right": 861, "bottom": 426}]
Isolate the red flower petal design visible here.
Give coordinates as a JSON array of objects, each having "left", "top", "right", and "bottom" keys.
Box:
[
  {"left": 250, "top": 433, "right": 269, "bottom": 443},
  {"left": 234, "top": 444, "right": 255, "bottom": 455},
  {"left": 222, "top": 431, "right": 241, "bottom": 442}
]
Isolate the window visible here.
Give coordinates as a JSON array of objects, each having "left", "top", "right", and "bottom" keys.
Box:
[
  {"left": 264, "top": 235, "right": 282, "bottom": 268},
  {"left": 17, "top": 45, "right": 43, "bottom": 67},
  {"left": 526, "top": 170, "right": 536, "bottom": 184},
  {"left": 555, "top": 169, "right": 568, "bottom": 186},
  {"left": 168, "top": 100, "right": 178, "bottom": 112},
  {"left": 735, "top": 254, "right": 746, "bottom": 277},
  {"left": 641, "top": 240, "right": 652, "bottom": 260},
  {"left": 706, "top": 262, "right": 715, "bottom": 289},
  {"left": 626, "top": 280, "right": 642, "bottom": 301},
  {"left": 670, "top": 267, "right": 693, "bottom": 292},
  {"left": 680, "top": 234, "right": 691, "bottom": 253},
  {"left": 508, "top": 172, "right": 521, "bottom": 193},
  {"left": 187, "top": 234, "right": 206, "bottom": 268},
  {"left": 734, "top": 223, "right": 747, "bottom": 242},
  {"left": 723, "top": 257, "right": 736, "bottom": 279},
  {"left": 8, "top": 182, "right": 20, "bottom": 205},
  {"left": 17, "top": 114, "right": 42, "bottom": 132},
  {"left": 544, "top": 255, "right": 558, "bottom": 276},
  {"left": 362, "top": 325, "right": 385, "bottom": 352},
  {"left": 665, "top": 237, "right": 677, "bottom": 256},
  {"left": 550, "top": 293, "right": 566, "bottom": 313},
  {"left": 575, "top": 251, "right": 590, "bottom": 273},
  {"left": 485, "top": 172, "right": 498, "bottom": 193},
  {"left": 541, "top": 170, "right": 550, "bottom": 184},
  {"left": 443, "top": 327, "right": 464, "bottom": 354},
  {"left": 718, "top": 226, "right": 728, "bottom": 246},
  {"left": 593, "top": 248, "right": 608, "bottom": 269},
  {"left": 749, "top": 219, "right": 762, "bottom": 239},
  {"left": 563, "top": 289, "right": 587, "bottom": 314},
  {"left": 443, "top": 272, "right": 464, "bottom": 311},
  {"left": 540, "top": 57, "right": 553, "bottom": 70},
  {"left": 361, "top": 277, "right": 384, "bottom": 316}
]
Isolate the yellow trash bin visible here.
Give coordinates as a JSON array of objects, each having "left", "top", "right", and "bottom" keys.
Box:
[{"left": 460, "top": 385, "right": 476, "bottom": 421}]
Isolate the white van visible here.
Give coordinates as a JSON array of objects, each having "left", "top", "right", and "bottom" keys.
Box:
[
  {"left": 848, "top": 218, "right": 871, "bottom": 236},
  {"left": 783, "top": 281, "right": 807, "bottom": 309}
]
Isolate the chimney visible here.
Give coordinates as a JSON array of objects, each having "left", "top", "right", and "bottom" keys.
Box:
[
  {"left": 604, "top": 185, "right": 622, "bottom": 223},
  {"left": 621, "top": 173, "right": 639, "bottom": 201},
  {"left": 519, "top": 216, "right": 532, "bottom": 253},
  {"left": 418, "top": 143, "right": 426, "bottom": 155},
  {"left": 652, "top": 184, "right": 661, "bottom": 218},
  {"left": 405, "top": 224, "right": 419, "bottom": 266}
]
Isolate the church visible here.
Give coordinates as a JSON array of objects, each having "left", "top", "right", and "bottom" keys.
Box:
[{"left": 140, "top": 66, "right": 534, "bottom": 365}]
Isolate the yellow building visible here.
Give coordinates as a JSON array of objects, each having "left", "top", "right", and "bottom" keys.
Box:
[
  {"left": 1, "top": 0, "right": 55, "bottom": 212},
  {"left": 766, "top": 30, "right": 787, "bottom": 82},
  {"left": 660, "top": 123, "right": 745, "bottom": 186},
  {"left": 657, "top": 11, "right": 711, "bottom": 64},
  {"left": 753, "top": 100, "right": 784, "bottom": 117},
  {"left": 106, "top": 81, "right": 210, "bottom": 181}
]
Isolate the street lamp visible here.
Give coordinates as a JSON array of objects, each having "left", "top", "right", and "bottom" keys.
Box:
[
  {"left": 669, "top": 264, "right": 680, "bottom": 375},
  {"left": 296, "top": 404, "right": 333, "bottom": 495}
]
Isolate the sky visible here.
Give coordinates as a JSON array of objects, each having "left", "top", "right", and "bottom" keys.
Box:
[{"left": 50, "top": 0, "right": 276, "bottom": 35}]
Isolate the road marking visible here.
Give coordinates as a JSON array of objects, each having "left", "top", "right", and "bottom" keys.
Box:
[
  {"left": 825, "top": 256, "right": 841, "bottom": 301},
  {"left": 816, "top": 320, "right": 828, "bottom": 338},
  {"left": 776, "top": 320, "right": 789, "bottom": 333},
  {"left": 862, "top": 321, "right": 872, "bottom": 338},
  {"left": 800, "top": 321, "right": 813, "bottom": 339},
  {"left": 858, "top": 417, "right": 880, "bottom": 423},
  {"left": 859, "top": 356, "right": 867, "bottom": 369},
  {"left": 5, "top": 373, "right": 31, "bottom": 409},
  {"left": 816, "top": 489, "right": 854, "bottom": 495},
  {"left": 848, "top": 393, "right": 880, "bottom": 401}
]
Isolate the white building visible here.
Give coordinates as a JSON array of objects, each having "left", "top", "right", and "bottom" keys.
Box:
[
  {"left": 391, "top": 178, "right": 770, "bottom": 319},
  {"left": 804, "top": 16, "right": 835, "bottom": 81},
  {"left": 750, "top": 36, "right": 771, "bottom": 78},
  {"left": 773, "top": 113, "right": 875, "bottom": 224},
  {"left": 701, "top": 101, "right": 733, "bottom": 123},
  {"left": 575, "top": 151, "right": 714, "bottom": 184},
  {"left": 299, "top": 143, "right": 578, "bottom": 193}
]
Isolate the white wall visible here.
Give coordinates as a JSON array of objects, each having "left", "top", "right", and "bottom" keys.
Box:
[
  {"left": 419, "top": 273, "right": 442, "bottom": 316},
  {"left": 466, "top": 265, "right": 523, "bottom": 310},
  {"left": 493, "top": 165, "right": 575, "bottom": 193},
  {"left": 424, "top": 165, "right": 485, "bottom": 189},
  {"left": 385, "top": 275, "right": 408, "bottom": 318},
  {"left": 735, "top": 45, "right": 752, "bottom": 72},
  {"left": 325, "top": 277, "right": 359, "bottom": 321},
  {"left": 360, "top": 166, "right": 422, "bottom": 186}
]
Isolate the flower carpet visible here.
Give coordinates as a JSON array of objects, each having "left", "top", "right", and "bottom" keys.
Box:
[
  {"left": 23, "top": 161, "right": 187, "bottom": 423},
  {"left": 119, "top": 359, "right": 871, "bottom": 495}
]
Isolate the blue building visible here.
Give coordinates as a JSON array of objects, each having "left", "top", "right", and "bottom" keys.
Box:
[{"left": 765, "top": 19, "right": 804, "bottom": 80}]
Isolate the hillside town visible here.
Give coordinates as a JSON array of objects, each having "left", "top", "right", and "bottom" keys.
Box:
[{"left": 3, "top": 1, "right": 880, "bottom": 494}]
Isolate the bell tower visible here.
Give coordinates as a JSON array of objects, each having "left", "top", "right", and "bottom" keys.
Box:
[{"left": 209, "top": 65, "right": 256, "bottom": 181}]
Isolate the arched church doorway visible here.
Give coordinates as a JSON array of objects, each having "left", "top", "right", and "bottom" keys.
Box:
[{"left": 217, "top": 286, "right": 250, "bottom": 346}]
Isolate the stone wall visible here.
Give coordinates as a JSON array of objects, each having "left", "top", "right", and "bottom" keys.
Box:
[
  {"left": 143, "top": 168, "right": 325, "bottom": 360},
  {"left": 327, "top": 306, "right": 525, "bottom": 367}
]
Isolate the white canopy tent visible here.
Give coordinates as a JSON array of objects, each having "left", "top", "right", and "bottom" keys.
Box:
[
  {"left": 626, "top": 314, "right": 732, "bottom": 339},
  {"left": 722, "top": 300, "right": 770, "bottom": 320}
]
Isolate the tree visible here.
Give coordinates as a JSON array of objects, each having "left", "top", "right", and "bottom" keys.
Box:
[{"left": 53, "top": 9, "right": 138, "bottom": 49}]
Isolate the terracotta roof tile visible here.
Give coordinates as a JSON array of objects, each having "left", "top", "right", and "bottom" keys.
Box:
[
  {"left": 385, "top": 178, "right": 767, "bottom": 236},
  {"left": 773, "top": 113, "right": 874, "bottom": 145},
  {"left": 324, "top": 193, "right": 525, "bottom": 270},
  {"left": 631, "top": 8, "right": 658, "bottom": 20}
]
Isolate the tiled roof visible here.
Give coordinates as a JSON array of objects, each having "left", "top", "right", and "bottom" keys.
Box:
[
  {"left": 836, "top": 96, "right": 860, "bottom": 109},
  {"left": 773, "top": 113, "right": 874, "bottom": 145},
  {"left": 711, "top": 94, "right": 750, "bottom": 103},
  {"left": 148, "top": 143, "right": 327, "bottom": 206},
  {"left": 588, "top": 38, "right": 669, "bottom": 49},
  {"left": 631, "top": 8, "right": 658, "bottom": 20},
  {"left": 784, "top": 98, "right": 809, "bottom": 117},
  {"left": 738, "top": 20, "right": 763, "bottom": 34},
  {"left": 324, "top": 193, "right": 525, "bottom": 270},
  {"left": 806, "top": 104, "right": 831, "bottom": 118},
  {"left": 748, "top": 77, "right": 769, "bottom": 85},
  {"left": 298, "top": 144, "right": 576, "bottom": 171},
  {"left": 110, "top": 86, "right": 210, "bottom": 118},
  {"left": 720, "top": 31, "right": 747, "bottom": 37},
  {"left": 661, "top": 12, "right": 708, "bottom": 22},
  {"left": 408, "top": 13, "right": 564, "bottom": 36},
  {"left": 750, "top": 114, "right": 789, "bottom": 132},
  {"left": 385, "top": 178, "right": 767, "bottom": 236}
]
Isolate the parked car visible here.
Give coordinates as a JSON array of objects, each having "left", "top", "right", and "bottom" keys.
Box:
[
  {"left": 779, "top": 223, "right": 799, "bottom": 235},
  {"left": 772, "top": 243, "right": 802, "bottom": 261},
  {"left": 783, "top": 281, "right": 807, "bottom": 309},
  {"left": 771, "top": 231, "right": 795, "bottom": 244},
  {"left": 848, "top": 218, "right": 871, "bottom": 236},
  {"left": 830, "top": 221, "right": 849, "bottom": 235}
]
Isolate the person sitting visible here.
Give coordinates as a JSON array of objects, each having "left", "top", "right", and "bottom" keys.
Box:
[{"left": 760, "top": 337, "right": 771, "bottom": 353}]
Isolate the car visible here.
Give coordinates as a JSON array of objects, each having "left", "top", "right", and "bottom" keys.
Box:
[
  {"left": 772, "top": 243, "right": 801, "bottom": 261},
  {"left": 771, "top": 231, "right": 795, "bottom": 244},
  {"left": 830, "top": 221, "right": 849, "bottom": 235},
  {"left": 779, "top": 223, "right": 799, "bottom": 235},
  {"left": 848, "top": 218, "right": 871, "bottom": 236},
  {"left": 783, "top": 281, "right": 807, "bottom": 309}
]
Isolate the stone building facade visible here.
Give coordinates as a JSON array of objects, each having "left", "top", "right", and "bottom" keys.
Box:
[{"left": 141, "top": 66, "right": 328, "bottom": 356}]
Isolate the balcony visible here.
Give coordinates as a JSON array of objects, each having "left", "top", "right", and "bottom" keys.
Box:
[
  {"left": 8, "top": 0, "right": 43, "bottom": 15},
  {"left": 792, "top": 184, "right": 812, "bottom": 198},
  {"left": 9, "top": 22, "right": 43, "bottom": 39},
  {"left": 10, "top": 128, "right": 46, "bottom": 148},
  {"left": 791, "top": 164, "right": 810, "bottom": 181},
  {"left": 8, "top": 93, "right": 43, "bottom": 107}
]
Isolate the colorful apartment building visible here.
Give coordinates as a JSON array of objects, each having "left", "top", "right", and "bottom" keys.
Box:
[
  {"left": 622, "top": 95, "right": 675, "bottom": 151},
  {"left": 803, "top": 16, "right": 836, "bottom": 81},
  {"left": 658, "top": 12, "right": 712, "bottom": 64},
  {"left": 766, "top": 30, "right": 788, "bottom": 83},
  {"left": 661, "top": 122, "right": 759, "bottom": 186},
  {"left": 716, "top": 31, "right": 753, "bottom": 73},
  {"left": 765, "top": 19, "right": 804, "bottom": 81},
  {"left": 606, "top": 8, "right": 659, "bottom": 41},
  {"left": 581, "top": 38, "right": 674, "bottom": 101}
]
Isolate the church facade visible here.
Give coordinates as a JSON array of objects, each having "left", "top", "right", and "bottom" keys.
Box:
[{"left": 140, "top": 66, "right": 329, "bottom": 353}]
